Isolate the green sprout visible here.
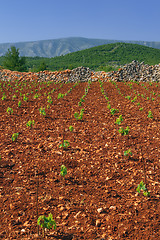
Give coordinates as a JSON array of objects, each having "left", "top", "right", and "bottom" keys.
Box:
[
  {"left": 18, "top": 101, "right": 22, "bottom": 107},
  {"left": 107, "top": 103, "right": 111, "bottom": 109},
  {"left": 2, "top": 93, "right": 6, "bottom": 100},
  {"left": 115, "top": 115, "right": 123, "bottom": 125},
  {"left": 12, "top": 94, "right": 16, "bottom": 100},
  {"left": 26, "top": 120, "right": 35, "bottom": 128},
  {"left": 47, "top": 96, "right": 53, "bottom": 104},
  {"left": 59, "top": 140, "right": 70, "bottom": 149},
  {"left": 11, "top": 133, "right": 19, "bottom": 142},
  {"left": 37, "top": 213, "right": 56, "bottom": 238},
  {"left": 110, "top": 108, "right": 119, "bottom": 115},
  {"left": 118, "top": 126, "right": 130, "bottom": 136},
  {"left": 57, "top": 93, "right": 64, "bottom": 99},
  {"left": 136, "top": 181, "right": 150, "bottom": 197},
  {"left": 23, "top": 94, "right": 28, "bottom": 101},
  {"left": 131, "top": 96, "right": 137, "bottom": 103},
  {"left": 74, "top": 108, "right": 84, "bottom": 120},
  {"left": 60, "top": 165, "right": 67, "bottom": 178},
  {"left": 39, "top": 107, "right": 46, "bottom": 116},
  {"left": 69, "top": 126, "right": 74, "bottom": 132},
  {"left": 139, "top": 107, "right": 143, "bottom": 111},
  {"left": 148, "top": 110, "right": 153, "bottom": 119},
  {"left": 125, "top": 96, "right": 131, "bottom": 100},
  {"left": 124, "top": 149, "right": 132, "bottom": 157},
  {"left": 7, "top": 107, "right": 13, "bottom": 115},
  {"left": 33, "top": 93, "right": 39, "bottom": 99}
]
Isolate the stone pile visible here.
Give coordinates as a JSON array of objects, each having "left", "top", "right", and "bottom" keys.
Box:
[
  {"left": 68, "top": 67, "right": 92, "bottom": 82},
  {"left": 103, "top": 60, "right": 160, "bottom": 82},
  {"left": 0, "top": 61, "right": 160, "bottom": 82}
]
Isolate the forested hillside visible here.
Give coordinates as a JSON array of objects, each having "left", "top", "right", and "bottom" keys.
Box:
[{"left": 0, "top": 42, "right": 160, "bottom": 72}]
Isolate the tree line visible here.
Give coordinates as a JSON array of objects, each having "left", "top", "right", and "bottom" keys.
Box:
[{"left": 1, "top": 43, "right": 160, "bottom": 73}]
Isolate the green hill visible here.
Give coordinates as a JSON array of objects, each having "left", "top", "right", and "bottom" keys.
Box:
[{"left": 1, "top": 42, "right": 160, "bottom": 72}]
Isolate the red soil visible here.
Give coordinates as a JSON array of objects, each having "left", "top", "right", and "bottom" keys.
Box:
[{"left": 0, "top": 78, "right": 160, "bottom": 239}]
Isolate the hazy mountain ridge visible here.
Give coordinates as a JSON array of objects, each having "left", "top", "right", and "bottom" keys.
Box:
[{"left": 0, "top": 37, "right": 160, "bottom": 58}]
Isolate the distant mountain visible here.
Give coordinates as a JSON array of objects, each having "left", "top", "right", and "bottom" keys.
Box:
[{"left": 0, "top": 37, "right": 160, "bottom": 58}]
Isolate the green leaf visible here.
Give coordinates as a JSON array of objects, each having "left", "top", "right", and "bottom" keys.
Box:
[{"left": 60, "top": 165, "right": 67, "bottom": 177}]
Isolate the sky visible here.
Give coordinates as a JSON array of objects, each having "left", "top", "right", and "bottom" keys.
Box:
[{"left": 0, "top": 0, "right": 160, "bottom": 44}]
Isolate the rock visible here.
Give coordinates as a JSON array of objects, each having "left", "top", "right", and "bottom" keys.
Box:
[
  {"left": 0, "top": 61, "right": 160, "bottom": 82},
  {"left": 96, "top": 219, "right": 101, "bottom": 227}
]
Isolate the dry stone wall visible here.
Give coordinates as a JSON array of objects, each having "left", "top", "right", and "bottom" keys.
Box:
[
  {"left": 0, "top": 61, "right": 160, "bottom": 82},
  {"left": 105, "top": 60, "right": 160, "bottom": 82}
]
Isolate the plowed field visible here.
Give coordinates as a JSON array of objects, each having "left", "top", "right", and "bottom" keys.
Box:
[{"left": 0, "top": 79, "right": 160, "bottom": 239}]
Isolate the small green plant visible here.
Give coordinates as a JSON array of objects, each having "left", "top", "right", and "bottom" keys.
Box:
[
  {"left": 2, "top": 93, "right": 6, "bottom": 100},
  {"left": 26, "top": 120, "right": 35, "bottom": 128},
  {"left": 125, "top": 96, "right": 131, "bottom": 100},
  {"left": 23, "top": 94, "right": 28, "bottom": 101},
  {"left": 60, "top": 165, "right": 67, "bottom": 178},
  {"left": 39, "top": 107, "right": 46, "bottom": 116},
  {"left": 118, "top": 126, "right": 130, "bottom": 136},
  {"left": 57, "top": 93, "right": 64, "bottom": 99},
  {"left": 11, "top": 133, "right": 19, "bottom": 142},
  {"left": 136, "top": 181, "right": 150, "bottom": 197},
  {"left": 12, "top": 94, "right": 16, "bottom": 100},
  {"left": 110, "top": 108, "right": 119, "bottom": 115},
  {"left": 115, "top": 115, "right": 123, "bottom": 125},
  {"left": 69, "top": 126, "right": 74, "bottom": 132},
  {"left": 124, "top": 149, "right": 132, "bottom": 157},
  {"left": 131, "top": 96, "right": 137, "bottom": 103},
  {"left": 74, "top": 108, "right": 84, "bottom": 120},
  {"left": 47, "top": 96, "right": 53, "bottom": 104},
  {"left": 7, "top": 107, "right": 13, "bottom": 115},
  {"left": 148, "top": 110, "right": 153, "bottom": 119},
  {"left": 33, "top": 93, "right": 39, "bottom": 99},
  {"left": 139, "top": 107, "right": 143, "bottom": 111},
  {"left": 18, "top": 101, "right": 22, "bottom": 107},
  {"left": 107, "top": 103, "right": 111, "bottom": 109},
  {"left": 51, "top": 88, "right": 55, "bottom": 93},
  {"left": 59, "top": 140, "right": 70, "bottom": 149},
  {"left": 37, "top": 213, "right": 56, "bottom": 238}
]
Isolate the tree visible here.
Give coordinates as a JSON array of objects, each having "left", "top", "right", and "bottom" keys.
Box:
[
  {"left": 37, "top": 61, "right": 47, "bottom": 72},
  {"left": 3, "top": 46, "right": 27, "bottom": 72}
]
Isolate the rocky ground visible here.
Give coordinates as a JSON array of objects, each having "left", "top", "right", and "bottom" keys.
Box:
[
  {"left": 0, "top": 75, "right": 159, "bottom": 239},
  {"left": 0, "top": 60, "right": 160, "bottom": 83}
]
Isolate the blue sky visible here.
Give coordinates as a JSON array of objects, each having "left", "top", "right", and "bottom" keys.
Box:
[{"left": 1, "top": 0, "right": 160, "bottom": 43}]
